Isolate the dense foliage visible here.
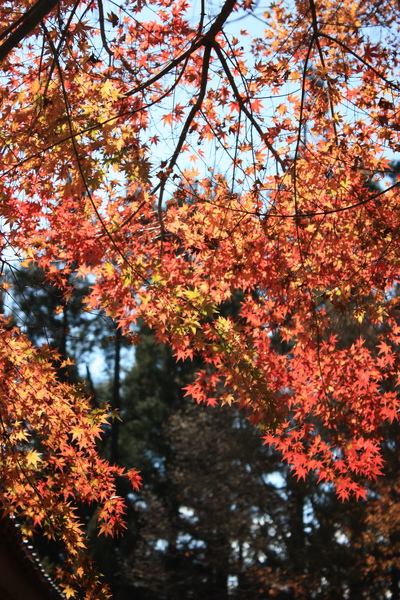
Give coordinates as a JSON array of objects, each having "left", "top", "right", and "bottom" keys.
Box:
[{"left": 0, "top": 0, "right": 400, "bottom": 595}]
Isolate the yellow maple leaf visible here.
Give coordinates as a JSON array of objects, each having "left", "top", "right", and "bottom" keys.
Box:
[{"left": 25, "top": 450, "right": 42, "bottom": 468}]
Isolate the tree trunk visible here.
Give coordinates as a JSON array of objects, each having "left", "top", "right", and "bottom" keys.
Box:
[{"left": 110, "top": 326, "right": 122, "bottom": 464}]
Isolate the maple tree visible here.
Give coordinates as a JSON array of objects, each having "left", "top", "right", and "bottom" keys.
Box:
[
  {"left": 0, "top": 0, "right": 400, "bottom": 595},
  {"left": 87, "top": 322, "right": 400, "bottom": 600}
]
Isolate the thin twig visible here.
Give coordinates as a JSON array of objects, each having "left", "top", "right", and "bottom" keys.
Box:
[
  {"left": 154, "top": 44, "right": 212, "bottom": 245},
  {"left": 212, "top": 41, "right": 285, "bottom": 171}
]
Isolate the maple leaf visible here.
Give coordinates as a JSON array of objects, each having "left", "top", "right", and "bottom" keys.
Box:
[
  {"left": 250, "top": 98, "right": 264, "bottom": 114},
  {"left": 228, "top": 101, "right": 240, "bottom": 113},
  {"left": 62, "top": 585, "right": 77, "bottom": 599},
  {"left": 127, "top": 468, "right": 142, "bottom": 490},
  {"left": 162, "top": 112, "right": 175, "bottom": 126},
  {"left": 25, "top": 450, "right": 43, "bottom": 468}
]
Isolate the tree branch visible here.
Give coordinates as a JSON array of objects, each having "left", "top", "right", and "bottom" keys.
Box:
[
  {"left": 124, "top": 0, "right": 237, "bottom": 98},
  {"left": 0, "top": 0, "right": 59, "bottom": 63},
  {"left": 212, "top": 41, "right": 285, "bottom": 171},
  {"left": 154, "top": 44, "right": 212, "bottom": 243}
]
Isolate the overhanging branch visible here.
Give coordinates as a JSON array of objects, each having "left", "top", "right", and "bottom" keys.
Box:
[{"left": 0, "top": 0, "right": 60, "bottom": 64}]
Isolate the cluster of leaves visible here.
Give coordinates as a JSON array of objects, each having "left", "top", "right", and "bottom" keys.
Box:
[
  {"left": 0, "top": 317, "right": 141, "bottom": 598},
  {"left": 0, "top": 0, "right": 400, "bottom": 595},
  {"left": 90, "top": 323, "right": 400, "bottom": 600}
]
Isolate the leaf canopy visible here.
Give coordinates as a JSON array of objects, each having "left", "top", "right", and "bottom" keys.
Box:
[{"left": 0, "top": 0, "right": 400, "bottom": 594}]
